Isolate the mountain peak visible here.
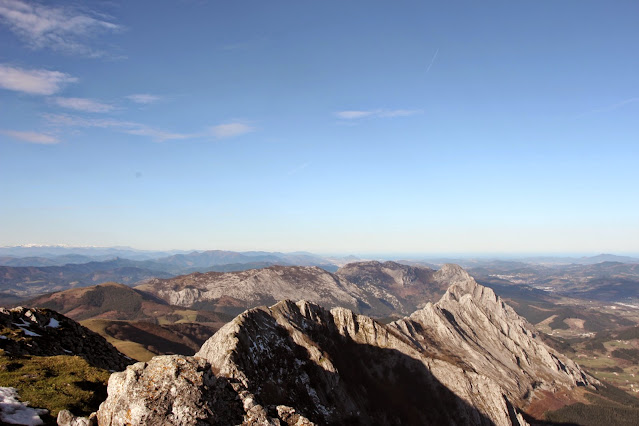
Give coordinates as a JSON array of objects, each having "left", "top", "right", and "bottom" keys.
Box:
[
  {"left": 435, "top": 263, "right": 472, "bottom": 280},
  {"left": 398, "top": 266, "right": 595, "bottom": 408},
  {"left": 433, "top": 263, "right": 479, "bottom": 297}
]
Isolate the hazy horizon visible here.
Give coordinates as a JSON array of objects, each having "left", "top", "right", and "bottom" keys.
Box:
[
  {"left": 1, "top": 1, "right": 637, "bottom": 253},
  {"left": 1, "top": 243, "right": 639, "bottom": 261}
]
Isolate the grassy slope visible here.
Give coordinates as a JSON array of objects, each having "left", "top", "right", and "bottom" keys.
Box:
[
  {"left": 0, "top": 350, "right": 110, "bottom": 424},
  {"left": 81, "top": 319, "right": 155, "bottom": 362},
  {"left": 545, "top": 386, "right": 639, "bottom": 425}
]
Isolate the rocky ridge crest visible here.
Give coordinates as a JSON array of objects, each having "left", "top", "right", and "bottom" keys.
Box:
[{"left": 96, "top": 265, "right": 595, "bottom": 425}]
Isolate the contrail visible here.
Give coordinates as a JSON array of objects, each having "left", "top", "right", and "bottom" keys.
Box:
[{"left": 426, "top": 48, "right": 439, "bottom": 74}]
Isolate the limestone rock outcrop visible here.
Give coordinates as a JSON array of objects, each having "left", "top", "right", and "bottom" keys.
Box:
[{"left": 97, "top": 356, "right": 243, "bottom": 425}]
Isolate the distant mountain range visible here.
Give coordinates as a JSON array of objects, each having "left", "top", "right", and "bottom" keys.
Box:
[
  {"left": 2, "top": 246, "right": 638, "bottom": 306},
  {"left": 0, "top": 249, "right": 344, "bottom": 301},
  {"left": 401, "top": 253, "right": 639, "bottom": 267},
  {"left": 0, "top": 259, "right": 174, "bottom": 299},
  {"left": 0, "top": 245, "right": 186, "bottom": 260},
  {"left": 0, "top": 246, "right": 343, "bottom": 269}
]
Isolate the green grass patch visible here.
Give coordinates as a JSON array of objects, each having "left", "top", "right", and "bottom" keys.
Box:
[
  {"left": 576, "top": 356, "right": 618, "bottom": 369},
  {"left": 0, "top": 351, "right": 110, "bottom": 423}
]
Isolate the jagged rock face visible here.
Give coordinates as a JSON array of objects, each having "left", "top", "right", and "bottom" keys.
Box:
[
  {"left": 391, "top": 264, "right": 595, "bottom": 406},
  {"left": 0, "top": 307, "right": 133, "bottom": 371},
  {"left": 138, "top": 265, "right": 403, "bottom": 317},
  {"left": 194, "top": 300, "right": 531, "bottom": 425},
  {"left": 98, "top": 265, "right": 594, "bottom": 425}
]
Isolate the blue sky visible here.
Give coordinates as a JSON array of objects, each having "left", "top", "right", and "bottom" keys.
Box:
[{"left": 0, "top": 0, "right": 637, "bottom": 254}]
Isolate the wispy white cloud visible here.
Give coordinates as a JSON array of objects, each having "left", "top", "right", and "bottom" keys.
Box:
[
  {"left": 45, "top": 114, "right": 256, "bottom": 142},
  {"left": 124, "top": 127, "right": 193, "bottom": 141},
  {"left": 210, "top": 122, "right": 254, "bottom": 139},
  {"left": 0, "top": 64, "right": 76, "bottom": 95},
  {"left": 335, "top": 110, "right": 377, "bottom": 120},
  {"left": 126, "top": 94, "right": 161, "bottom": 104},
  {"left": 44, "top": 113, "right": 193, "bottom": 142},
  {"left": 0, "top": 0, "right": 120, "bottom": 56},
  {"left": 335, "top": 109, "right": 423, "bottom": 120},
  {"left": 2, "top": 129, "right": 59, "bottom": 144},
  {"left": 53, "top": 97, "right": 114, "bottom": 113}
]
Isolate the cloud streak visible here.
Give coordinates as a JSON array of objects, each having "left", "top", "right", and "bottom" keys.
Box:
[
  {"left": 0, "top": 64, "right": 77, "bottom": 95},
  {"left": 126, "top": 94, "right": 161, "bottom": 104},
  {"left": 425, "top": 48, "right": 439, "bottom": 74},
  {"left": 45, "top": 114, "right": 255, "bottom": 142},
  {"left": 2, "top": 129, "right": 59, "bottom": 144},
  {"left": 210, "top": 122, "right": 254, "bottom": 139},
  {"left": 0, "top": 0, "right": 120, "bottom": 56},
  {"left": 53, "top": 97, "right": 114, "bottom": 113},
  {"left": 44, "top": 113, "right": 193, "bottom": 142},
  {"left": 335, "top": 109, "right": 423, "bottom": 120}
]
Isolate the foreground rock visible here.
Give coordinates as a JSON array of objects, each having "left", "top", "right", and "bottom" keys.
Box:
[
  {"left": 97, "top": 356, "right": 243, "bottom": 425},
  {"left": 98, "top": 265, "right": 596, "bottom": 425},
  {"left": 0, "top": 307, "right": 132, "bottom": 371}
]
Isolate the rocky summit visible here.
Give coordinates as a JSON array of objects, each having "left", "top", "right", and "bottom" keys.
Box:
[{"left": 94, "top": 264, "right": 596, "bottom": 425}]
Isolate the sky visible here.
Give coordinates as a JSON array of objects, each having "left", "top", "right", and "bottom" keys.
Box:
[{"left": 0, "top": 0, "right": 638, "bottom": 255}]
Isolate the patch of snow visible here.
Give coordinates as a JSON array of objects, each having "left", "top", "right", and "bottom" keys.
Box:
[
  {"left": 0, "top": 387, "right": 47, "bottom": 425},
  {"left": 0, "top": 335, "right": 7, "bottom": 340},
  {"left": 12, "top": 320, "right": 31, "bottom": 328},
  {"left": 46, "top": 318, "right": 60, "bottom": 328},
  {"left": 19, "top": 328, "right": 41, "bottom": 338},
  {"left": 62, "top": 349, "right": 72, "bottom": 354}
]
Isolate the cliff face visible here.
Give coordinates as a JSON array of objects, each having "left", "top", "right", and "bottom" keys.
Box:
[
  {"left": 138, "top": 265, "right": 403, "bottom": 317},
  {"left": 97, "top": 265, "right": 595, "bottom": 425}
]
